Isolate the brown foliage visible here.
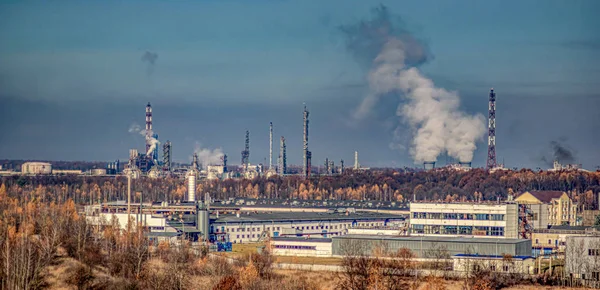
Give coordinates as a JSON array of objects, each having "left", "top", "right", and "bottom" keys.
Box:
[{"left": 213, "top": 275, "right": 242, "bottom": 290}]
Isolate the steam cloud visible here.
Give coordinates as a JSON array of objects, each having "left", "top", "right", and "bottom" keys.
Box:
[
  {"left": 340, "top": 5, "right": 485, "bottom": 163},
  {"left": 193, "top": 142, "right": 224, "bottom": 168},
  {"left": 128, "top": 122, "right": 160, "bottom": 158},
  {"left": 141, "top": 51, "right": 158, "bottom": 76}
]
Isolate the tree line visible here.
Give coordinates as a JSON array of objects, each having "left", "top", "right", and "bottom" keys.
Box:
[{"left": 2, "top": 168, "right": 599, "bottom": 208}]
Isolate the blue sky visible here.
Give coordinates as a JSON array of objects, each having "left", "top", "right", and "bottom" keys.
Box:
[{"left": 0, "top": 0, "right": 599, "bottom": 169}]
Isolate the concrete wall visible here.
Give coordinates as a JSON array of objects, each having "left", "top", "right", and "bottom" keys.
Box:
[
  {"left": 566, "top": 236, "right": 600, "bottom": 280},
  {"left": 271, "top": 240, "right": 332, "bottom": 257},
  {"left": 452, "top": 257, "right": 534, "bottom": 274}
]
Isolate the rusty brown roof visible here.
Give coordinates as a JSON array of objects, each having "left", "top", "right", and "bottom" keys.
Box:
[{"left": 520, "top": 191, "right": 565, "bottom": 203}]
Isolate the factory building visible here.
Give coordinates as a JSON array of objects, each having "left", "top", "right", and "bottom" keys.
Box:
[
  {"left": 409, "top": 202, "right": 519, "bottom": 239},
  {"left": 331, "top": 235, "right": 532, "bottom": 258},
  {"left": 213, "top": 211, "right": 405, "bottom": 244},
  {"left": 85, "top": 200, "right": 406, "bottom": 246},
  {"left": 21, "top": 162, "right": 52, "bottom": 174}
]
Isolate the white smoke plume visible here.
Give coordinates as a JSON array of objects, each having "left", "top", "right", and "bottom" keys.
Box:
[
  {"left": 128, "top": 122, "right": 160, "bottom": 157},
  {"left": 193, "top": 142, "right": 224, "bottom": 168},
  {"left": 146, "top": 133, "right": 160, "bottom": 156},
  {"left": 341, "top": 6, "right": 486, "bottom": 163}
]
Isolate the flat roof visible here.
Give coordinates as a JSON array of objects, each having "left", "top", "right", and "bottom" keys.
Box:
[
  {"left": 453, "top": 254, "right": 532, "bottom": 260},
  {"left": 146, "top": 232, "right": 180, "bottom": 238},
  {"left": 213, "top": 212, "right": 405, "bottom": 223},
  {"left": 332, "top": 235, "right": 529, "bottom": 245},
  {"left": 271, "top": 237, "right": 332, "bottom": 243}
]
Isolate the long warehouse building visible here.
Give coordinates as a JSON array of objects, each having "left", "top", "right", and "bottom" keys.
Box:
[{"left": 330, "top": 235, "right": 532, "bottom": 258}]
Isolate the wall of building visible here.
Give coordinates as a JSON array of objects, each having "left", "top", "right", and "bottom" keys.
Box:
[
  {"left": 270, "top": 239, "right": 332, "bottom": 257},
  {"left": 21, "top": 162, "right": 52, "bottom": 174},
  {"left": 526, "top": 204, "right": 549, "bottom": 230},
  {"left": 409, "top": 203, "right": 519, "bottom": 239},
  {"left": 452, "top": 256, "right": 534, "bottom": 274},
  {"left": 88, "top": 212, "right": 171, "bottom": 232},
  {"left": 214, "top": 218, "right": 394, "bottom": 244},
  {"left": 565, "top": 236, "right": 600, "bottom": 280},
  {"left": 331, "top": 235, "right": 532, "bottom": 258},
  {"left": 549, "top": 195, "right": 578, "bottom": 226},
  {"left": 347, "top": 227, "right": 406, "bottom": 236}
]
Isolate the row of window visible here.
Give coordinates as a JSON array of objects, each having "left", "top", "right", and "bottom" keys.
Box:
[
  {"left": 534, "top": 239, "right": 564, "bottom": 247},
  {"left": 412, "top": 212, "right": 505, "bottom": 221},
  {"left": 411, "top": 224, "right": 505, "bottom": 236},
  {"left": 217, "top": 226, "right": 282, "bottom": 233},
  {"left": 588, "top": 249, "right": 600, "bottom": 256},
  {"left": 273, "top": 245, "right": 317, "bottom": 250},
  {"left": 216, "top": 221, "right": 386, "bottom": 234}
]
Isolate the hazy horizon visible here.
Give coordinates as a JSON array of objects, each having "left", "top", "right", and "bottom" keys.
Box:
[{"left": 1, "top": 0, "right": 599, "bottom": 170}]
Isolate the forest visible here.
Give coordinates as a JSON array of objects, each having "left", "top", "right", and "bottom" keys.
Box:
[{"left": 1, "top": 168, "right": 599, "bottom": 209}]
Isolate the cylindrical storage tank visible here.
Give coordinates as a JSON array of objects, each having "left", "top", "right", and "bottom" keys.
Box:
[
  {"left": 196, "top": 202, "right": 210, "bottom": 242},
  {"left": 186, "top": 170, "right": 196, "bottom": 202}
]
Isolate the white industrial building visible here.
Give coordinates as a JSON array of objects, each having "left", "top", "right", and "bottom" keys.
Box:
[
  {"left": 270, "top": 237, "right": 332, "bottom": 257},
  {"left": 452, "top": 254, "right": 534, "bottom": 275},
  {"left": 21, "top": 162, "right": 52, "bottom": 174},
  {"left": 410, "top": 202, "right": 519, "bottom": 239},
  {"left": 213, "top": 211, "right": 405, "bottom": 244}
]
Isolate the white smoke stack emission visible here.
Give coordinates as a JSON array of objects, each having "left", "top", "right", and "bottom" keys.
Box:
[
  {"left": 193, "top": 142, "right": 225, "bottom": 168},
  {"left": 341, "top": 6, "right": 485, "bottom": 164}
]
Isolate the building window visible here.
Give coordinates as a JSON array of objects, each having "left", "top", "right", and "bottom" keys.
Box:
[
  {"left": 502, "top": 265, "right": 509, "bottom": 272},
  {"left": 490, "top": 265, "right": 496, "bottom": 271},
  {"left": 592, "top": 272, "right": 600, "bottom": 281},
  {"left": 475, "top": 214, "right": 489, "bottom": 220},
  {"left": 491, "top": 214, "right": 505, "bottom": 221},
  {"left": 548, "top": 239, "right": 551, "bottom": 245},
  {"left": 588, "top": 249, "right": 600, "bottom": 256},
  {"left": 237, "top": 235, "right": 239, "bottom": 238},
  {"left": 490, "top": 227, "right": 504, "bottom": 236},
  {"left": 412, "top": 224, "right": 424, "bottom": 234},
  {"left": 242, "top": 235, "right": 245, "bottom": 238}
]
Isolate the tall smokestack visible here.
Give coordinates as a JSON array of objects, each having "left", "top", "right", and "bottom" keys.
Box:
[
  {"left": 269, "top": 122, "right": 273, "bottom": 170},
  {"left": 145, "top": 102, "right": 152, "bottom": 154},
  {"left": 354, "top": 151, "right": 359, "bottom": 170},
  {"left": 303, "top": 104, "right": 310, "bottom": 177},
  {"left": 340, "top": 159, "right": 344, "bottom": 174},
  {"left": 241, "top": 130, "right": 250, "bottom": 170},
  {"left": 162, "top": 141, "right": 172, "bottom": 171},
  {"left": 279, "top": 136, "right": 286, "bottom": 174}
]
